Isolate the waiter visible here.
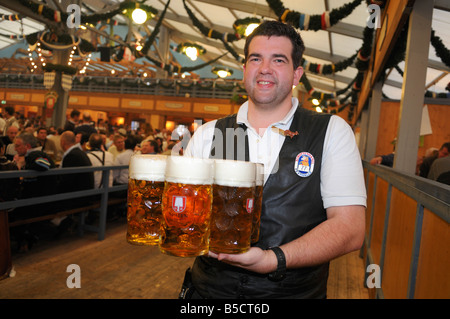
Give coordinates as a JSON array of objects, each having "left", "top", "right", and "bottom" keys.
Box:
[{"left": 183, "top": 20, "right": 366, "bottom": 298}]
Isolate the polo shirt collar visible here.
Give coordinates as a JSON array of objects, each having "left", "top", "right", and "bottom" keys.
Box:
[{"left": 236, "top": 97, "right": 299, "bottom": 128}]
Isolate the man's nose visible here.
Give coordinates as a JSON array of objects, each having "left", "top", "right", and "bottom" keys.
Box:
[{"left": 258, "top": 59, "right": 272, "bottom": 74}]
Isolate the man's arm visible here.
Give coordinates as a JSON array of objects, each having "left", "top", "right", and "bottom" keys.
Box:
[
  {"left": 214, "top": 204, "right": 365, "bottom": 274},
  {"left": 282, "top": 205, "right": 365, "bottom": 269}
]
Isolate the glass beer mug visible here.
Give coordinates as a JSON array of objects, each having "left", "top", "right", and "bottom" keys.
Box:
[
  {"left": 209, "top": 159, "right": 256, "bottom": 254},
  {"left": 126, "top": 154, "right": 167, "bottom": 245},
  {"left": 251, "top": 163, "right": 264, "bottom": 243},
  {"left": 159, "top": 156, "right": 214, "bottom": 257}
]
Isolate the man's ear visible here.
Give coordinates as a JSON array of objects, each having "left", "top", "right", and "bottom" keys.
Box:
[{"left": 293, "top": 66, "right": 304, "bottom": 86}]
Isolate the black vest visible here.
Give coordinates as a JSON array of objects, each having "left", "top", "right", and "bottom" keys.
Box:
[{"left": 191, "top": 107, "right": 332, "bottom": 298}]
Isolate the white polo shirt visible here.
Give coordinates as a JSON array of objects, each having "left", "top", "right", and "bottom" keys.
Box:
[{"left": 185, "top": 98, "right": 366, "bottom": 209}]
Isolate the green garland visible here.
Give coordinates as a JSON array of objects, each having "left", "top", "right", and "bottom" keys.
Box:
[
  {"left": 220, "top": 39, "right": 244, "bottom": 63},
  {"left": 182, "top": 0, "right": 244, "bottom": 63},
  {"left": 431, "top": 29, "right": 450, "bottom": 68},
  {"left": 182, "top": 0, "right": 242, "bottom": 43},
  {"left": 302, "top": 53, "right": 357, "bottom": 75},
  {"left": 17, "top": 0, "right": 158, "bottom": 26},
  {"left": 299, "top": 26, "right": 374, "bottom": 110},
  {"left": 355, "top": 26, "right": 374, "bottom": 71},
  {"left": 266, "top": 0, "right": 363, "bottom": 31},
  {"left": 144, "top": 52, "right": 227, "bottom": 75},
  {"left": 140, "top": 0, "right": 170, "bottom": 56}
]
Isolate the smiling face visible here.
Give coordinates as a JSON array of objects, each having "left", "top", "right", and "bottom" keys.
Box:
[{"left": 243, "top": 35, "right": 303, "bottom": 112}]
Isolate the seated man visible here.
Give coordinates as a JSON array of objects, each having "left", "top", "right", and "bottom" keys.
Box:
[
  {"left": 59, "top": 131, "right": 94, "bottom": 201},
  {"left": 113, "top": 135, "right": 137, "bottom": 185},
  {"left": 12, "top": 132, "right": 57, "bottom": 219},
  {"left": 1, "top": 125, "right": 19, "bottom": 161},
  {"left": 36, "top": 126, "right": 58, "bottom": 163},
  {"left": 86, "top": 133, "right": 114, "bottom": 189},
  {"left": 10, "top": 133, "right": 57, "bottom": 250},
  {"left": 111, "top": 135, "right": 137, "bottom": 199}
]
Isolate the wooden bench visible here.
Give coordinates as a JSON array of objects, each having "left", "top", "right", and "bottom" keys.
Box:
[{"left": 8, "top": 197, "right": 126, "bottom": 228}]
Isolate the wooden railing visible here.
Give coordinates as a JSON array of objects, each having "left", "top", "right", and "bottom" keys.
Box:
[
  {"left": 0, "top": 165, "right": 128, "bottom": 240},
  {"left": 362, "top": 160, "right": 449, "bottom": 298},
  {"left": 0, "top": 165, "right": 129, "bottom": 280}
]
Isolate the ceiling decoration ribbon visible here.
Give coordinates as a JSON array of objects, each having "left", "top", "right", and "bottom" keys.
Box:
[{"left": 266, "top": 0, "right": 363, "bottom": 31}]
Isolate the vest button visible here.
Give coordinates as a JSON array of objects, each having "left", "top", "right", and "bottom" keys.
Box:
[{"left": 240, "top": 275, "right": 248, "bottom": 284}]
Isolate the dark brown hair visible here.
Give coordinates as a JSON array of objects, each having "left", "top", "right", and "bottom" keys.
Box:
[{"left": 244, "top": 20, "right": 305, "bottom": 70}]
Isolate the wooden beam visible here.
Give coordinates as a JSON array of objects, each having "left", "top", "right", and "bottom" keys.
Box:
[
  {"left": 394, "top": 0, "right": 434, "bottom": 174},
  {"left": 354, "top": 0, "right": 415, "bottom": 125}
]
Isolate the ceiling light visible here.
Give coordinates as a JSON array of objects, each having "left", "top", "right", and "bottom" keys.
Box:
[
  {"left": 212, "top": 66, "right": 233, "bottom": 78},
  {"left": 233, "top": 17, "right": 261, "bottom": 37},
  {"left": 176, "top": 43, "right": 206, "bottom": 62},
  {"left": 312, "top": 98, "right": 320, "bottom": 105},
  {"left": 132, "top": 8, "right": 147, "bottom": 24},
  {"left": 245, "top": 23, "right": 260, "bottom": 36},
  {"left": 217, "top": 70, "right": 229, "bottom": 78},
  {"left": 185, "top": 46, "right": 198, "bottom": 61}
]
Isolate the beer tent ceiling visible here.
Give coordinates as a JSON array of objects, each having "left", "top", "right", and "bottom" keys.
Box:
[{"left": 0, "top": 0, "right": 449, "bottom": 101}]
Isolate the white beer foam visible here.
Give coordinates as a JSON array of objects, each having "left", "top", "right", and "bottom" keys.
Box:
[
  {"left": 129, "top": 154, "right": 167, "bottom": 182},
  {"left": 255, "top": 163, "right": 264, "bottom": 186},
  {"left": 214, "top": 159, "right": 256, "bottom": 187},
  {"left": 165, "top": 156, "right": 214, "bottom": 185}
]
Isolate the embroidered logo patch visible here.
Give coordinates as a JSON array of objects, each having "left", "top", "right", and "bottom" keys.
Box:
[{"left": 294, "top": 152, "right": 315, "bottom": 177}]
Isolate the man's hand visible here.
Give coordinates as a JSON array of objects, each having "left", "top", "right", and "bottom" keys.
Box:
[
  {"left": 208, "top": 205, "right": 365, "bottom": 274},
  {"left": 208, "top": 247, "right": 277, "bottom": 274}
]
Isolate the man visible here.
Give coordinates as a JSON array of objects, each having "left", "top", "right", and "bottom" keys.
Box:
[
  {"left": 63, "top": 109, "right": 80, "bottom": 132},
  {"left": 140, "top": 139, "right": 158, "bottom": 154},
  {"left": 420, "top": 142, "right": 450, "bottom": 178},
  {"left": 1, "top": 125, "right": 18, "bottom": 161},
  {"left": 113, "top": 135, "right": 137, "bottom": 185},
  {"left": 86, "top": 133, "right": 114, "bottom": 188},
  {"left": 73, "top": 111, "right": 97, "bottom": 137},
  {"left": 9, "top": 133, "right": 57, "bottom": 250},
  {"left": 427, "top": 141, "right": 450, "bottom": 184},
  {"left": 59, "top": 131, "right": 94, "bottom": 206},
  {"left": 2, "top": 106, "right": 19, "bottom": 135},
  {"left": 11, "top": 133, "right": 57, "bottom": 219},
  {"left": 75, "top": 132, "right": 90, "bottom": 152},
  {"left": 0, "top": 115, "right": 5, "bottom": 135},
  {"left": 184, "top": 21, "right": 366, "bottom": 298},
  {"left": 36, "top": 127, "right": 58, "bottom": 163},
  {"left": 107, "top": 134, "right": 126, "bottom": 160}
]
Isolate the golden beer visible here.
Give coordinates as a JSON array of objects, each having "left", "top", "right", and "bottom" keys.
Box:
[
  {"left": 159, "top": 156, "right": 214, "bottom": 257},
  {"left": 251, "top": 163, "right": 264, "bottom": 243},
  {"left": 209, "top": 159, "right": 256, "bottom": 254},
  {"left": 126, "top": 154, "right": 167, "bottom": 245}
]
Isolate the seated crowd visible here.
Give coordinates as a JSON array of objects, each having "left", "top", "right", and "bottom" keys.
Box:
[
  {"left": 0, "top": 107, "right": 179, "bottom": 252},
  {"left": 369, "top": 141, "right": 450, "bottom": 185}
]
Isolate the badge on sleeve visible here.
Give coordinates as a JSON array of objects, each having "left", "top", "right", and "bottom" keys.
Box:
[{"left": 294, "top": 152, "right": 315, "bottom": 177}]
